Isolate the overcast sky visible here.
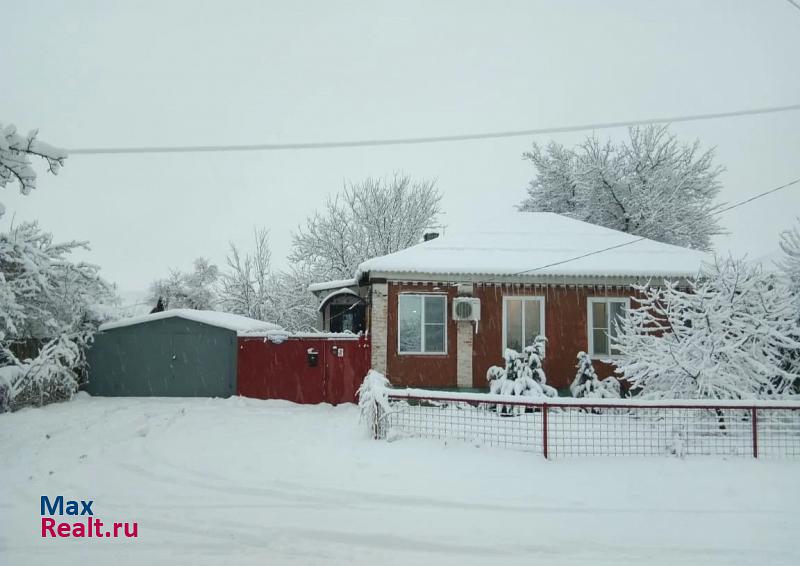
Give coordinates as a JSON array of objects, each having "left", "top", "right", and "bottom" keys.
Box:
[{"left": 3, "top": 0, "right": 799, "bottom": 302}]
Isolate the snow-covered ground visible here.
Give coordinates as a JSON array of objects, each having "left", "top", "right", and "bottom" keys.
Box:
[{"left": 1, "top": 395, "right": 798, "bottom": 566}]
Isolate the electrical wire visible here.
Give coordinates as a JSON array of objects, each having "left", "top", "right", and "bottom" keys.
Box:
[
  {"left": 67, "top": 103, "right": 800, "bottom": 155},
  {"left": 512, "top": 177, "right": 800, "bottom": 275}
]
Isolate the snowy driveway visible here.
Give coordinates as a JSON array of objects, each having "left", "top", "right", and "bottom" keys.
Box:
[{"left": 1, "top": 394, "right": 798, "bottom": 566}]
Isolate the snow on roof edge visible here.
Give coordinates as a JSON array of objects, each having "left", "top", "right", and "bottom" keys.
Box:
[
  {"left": 308, "top": 278, "right": 358, "bottom": 293},
  {"left": 99, "top": 309, "right": 283, "bottom": 333},
  {"left": 317, "top": 288, "right": 360, "bottom": 312}
]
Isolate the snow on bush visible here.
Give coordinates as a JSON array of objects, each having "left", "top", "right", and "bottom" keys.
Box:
[
  {"left": 569, "top": 352, "right": 621, "bottom": 398},
  {"left": 0, "top": 123, "right": 67, "bottom": 218},
  {"left": 0, "top": 222, "right": 116, "bottom": 411},
  {"left": 486, "top": 336, "right": 557, "bottom": 414},
  {"left": 357, "top": 370, "right": 391, "bottom": 436},
  {"left": 613, "top": 257, "right": 800, "bottom": 400}
]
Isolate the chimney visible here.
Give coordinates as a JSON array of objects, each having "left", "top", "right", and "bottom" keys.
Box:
[{"left": 423, "top": 232, "right": 439, "bottom": 242}]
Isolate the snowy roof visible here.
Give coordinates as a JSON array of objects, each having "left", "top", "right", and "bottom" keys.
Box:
[
  {"left": 308, "top": 278, "right": 358, "bottom": 293},
  {"left": 99, "top": 309, "right": 283, "bottom": 333},
  {"left": 357, "top": 212, "right": 711, "bottom": 280}
]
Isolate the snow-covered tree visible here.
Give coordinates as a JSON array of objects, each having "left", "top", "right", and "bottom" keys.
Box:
[
  {"left": 267, "top": 265, "right": 320, "bottom": 331},
  {"left": 218, "top": 228, "right": 272, "bottom": 320},
  {"left": 0, "top": 222, "right": 116, "bottom": 411},
  {"left": 519, "top": 125, "right": 724, "bottom": 251},
  {"left": 1, "top": 123, "right": 67, "bottom": 218},
  {"left": 291, "top": 173, "right": 442, "bottom": 279},
  {"left": 219, "top": 229, "right": 318, "bottom": 330},
  {"left": 486, "top": 336, "right": 557, "bottom": 413},
  {"left": 613, "top": 258, "right": 800, "bottom": 399},
  {"left": 778, "top": 219, "right": 800, "bottom": 313},
  {"left": 570, "top": 351, "right": 621, "bottom": 398},
  {"left": 149, "top": 257, "right": 219, "bottom": 311},
  {"left": 777, "top": 219, "right": 800, "bottom": 384}
]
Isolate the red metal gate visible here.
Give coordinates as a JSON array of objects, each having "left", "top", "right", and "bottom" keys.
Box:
[{"left": 236, "top": 334, "right": 371, "bottom": 405}]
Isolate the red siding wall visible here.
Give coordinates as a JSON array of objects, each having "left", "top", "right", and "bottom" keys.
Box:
[
  {"left": 386, "top": 283, "right": 459, "bottom": 388},
  {"left": 385, "top": 282, "right": 633, "bottom": 391},
  {"left": 471, "top": 285, "right": 632, "bottom": 390}
]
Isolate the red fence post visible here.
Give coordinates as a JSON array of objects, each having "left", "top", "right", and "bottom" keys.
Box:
[
  {"left": 542, "top": 402, "right": 549, "bottom": 459},
  {"left": 751, "top": 407, "right": 758, "bottom": 459}
]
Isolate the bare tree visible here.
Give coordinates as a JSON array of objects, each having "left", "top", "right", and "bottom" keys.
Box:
[
  {"left": 291, "top": 173, "right": 442, "bottom": 279},
  {"left": 520, "top": 125, "right": 724, "bottom": 251}
]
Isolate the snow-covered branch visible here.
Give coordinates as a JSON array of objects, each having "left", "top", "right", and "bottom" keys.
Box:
[{"left": 0, "top": 123, "right": 67, "bottom": 217}]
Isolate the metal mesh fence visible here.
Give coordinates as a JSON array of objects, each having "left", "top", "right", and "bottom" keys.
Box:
[{"left": 380, "top": 392, "right": 800, "bottom": 459}]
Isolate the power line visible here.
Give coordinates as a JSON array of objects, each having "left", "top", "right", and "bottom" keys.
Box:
[
  {"left": 67, "top": 102, "right": 800, "bottom": 155},
  {"left": 513, "top": 177, "right": 800, "bottom": 275},
  {"left": 785, "top": 0, "right": 800, "bottom": 13}
]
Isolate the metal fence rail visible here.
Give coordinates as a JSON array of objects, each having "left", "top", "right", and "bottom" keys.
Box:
[{"left": 378, "top": 389, "right": 800, "bottom": 459}]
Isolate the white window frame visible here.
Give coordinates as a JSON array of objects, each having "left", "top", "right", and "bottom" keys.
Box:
[
  {"left": 397, "top": 293, "right": 448, "bottom": 355},
  {"left": 501, "top": 296, "right": 545, "bottom": 354},
  {"left": 587, "top": 297, "right": 630, "bottom": 359}
]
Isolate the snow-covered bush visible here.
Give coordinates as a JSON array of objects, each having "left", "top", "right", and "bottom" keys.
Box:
[
  {"left": 1, "top": 222, "right": 116, "bottom": 411},
  {"left": 357, "top": 370, "right": 391, "bottom": 437},
  {"left": 613, "top": 257, "right": 800, "bottom": 400},
  {"left": 486, "top": 336, "right": 557, "bottom": 414},
  {"left": 0, "top": 123, "right": 67, "bottom": 218},
  {"left": 570, "top": 352, "right": 621, "bottom": 398}
]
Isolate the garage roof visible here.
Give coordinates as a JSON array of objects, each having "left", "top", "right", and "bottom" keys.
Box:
[{"left": 99, "top": 309, "right": 283, "bottom": 333}]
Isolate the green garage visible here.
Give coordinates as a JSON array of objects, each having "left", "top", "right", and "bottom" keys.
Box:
[{"left": 86, "top": 310, "right": 279, "bottom": 397}]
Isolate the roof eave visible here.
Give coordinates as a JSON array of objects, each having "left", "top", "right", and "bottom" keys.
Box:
[{"left": 364, "top": 270, "right": 698, "bottom": 287}]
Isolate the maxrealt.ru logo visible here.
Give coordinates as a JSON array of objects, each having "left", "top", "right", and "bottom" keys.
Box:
[{"left": 40, "top": 496, "right": 138, "bottom": 538}]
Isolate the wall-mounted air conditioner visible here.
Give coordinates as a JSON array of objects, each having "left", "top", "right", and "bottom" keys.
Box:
[{"left": 452, "top": 297, "right": 481, "bottom": 322}]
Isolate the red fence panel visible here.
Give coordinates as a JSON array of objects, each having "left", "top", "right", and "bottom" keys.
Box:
[{"left": 237, "top": 334, "right": 370, "bottom": 405}]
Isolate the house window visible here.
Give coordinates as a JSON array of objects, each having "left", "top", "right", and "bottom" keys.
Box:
[
  {"left": 502, "top": 297, "right": 544, "bottom": 352},
  {"left": 398, "top": 294, "right": 447, "bottom": 354},
  {"left": 587, "top": 298, "right": 628, "bottom": 357}
]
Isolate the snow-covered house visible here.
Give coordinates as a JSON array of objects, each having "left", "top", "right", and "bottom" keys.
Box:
[{"left": 311, "top": 212, "right": 710, "bottom": 391}]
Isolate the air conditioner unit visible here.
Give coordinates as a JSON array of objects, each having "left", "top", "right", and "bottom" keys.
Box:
[{"left": 452, "top": 297, "right": 481, "bottom": 322}]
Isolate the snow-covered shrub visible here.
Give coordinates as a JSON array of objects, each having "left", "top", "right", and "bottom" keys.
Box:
[
  {"left": 357, "top": 370, "right": 391, "bottom": 437},
  {"left": 613, "top": 257, "right": 800, "bottom": 400},
  {"left": 0, "top": 222, "right": 115, "bottom": 411},
  {"left": 486, "top": 336, "right": 557, "bottom": 414},
  {"left": 4, "top": 334, "right": 88, "bottom": 410},
  {"left": 0, "top": 123, "right": 67, "bottom": 218},
  {"left": 570, "top": 352, "right": 621, "bottom": 398}
]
